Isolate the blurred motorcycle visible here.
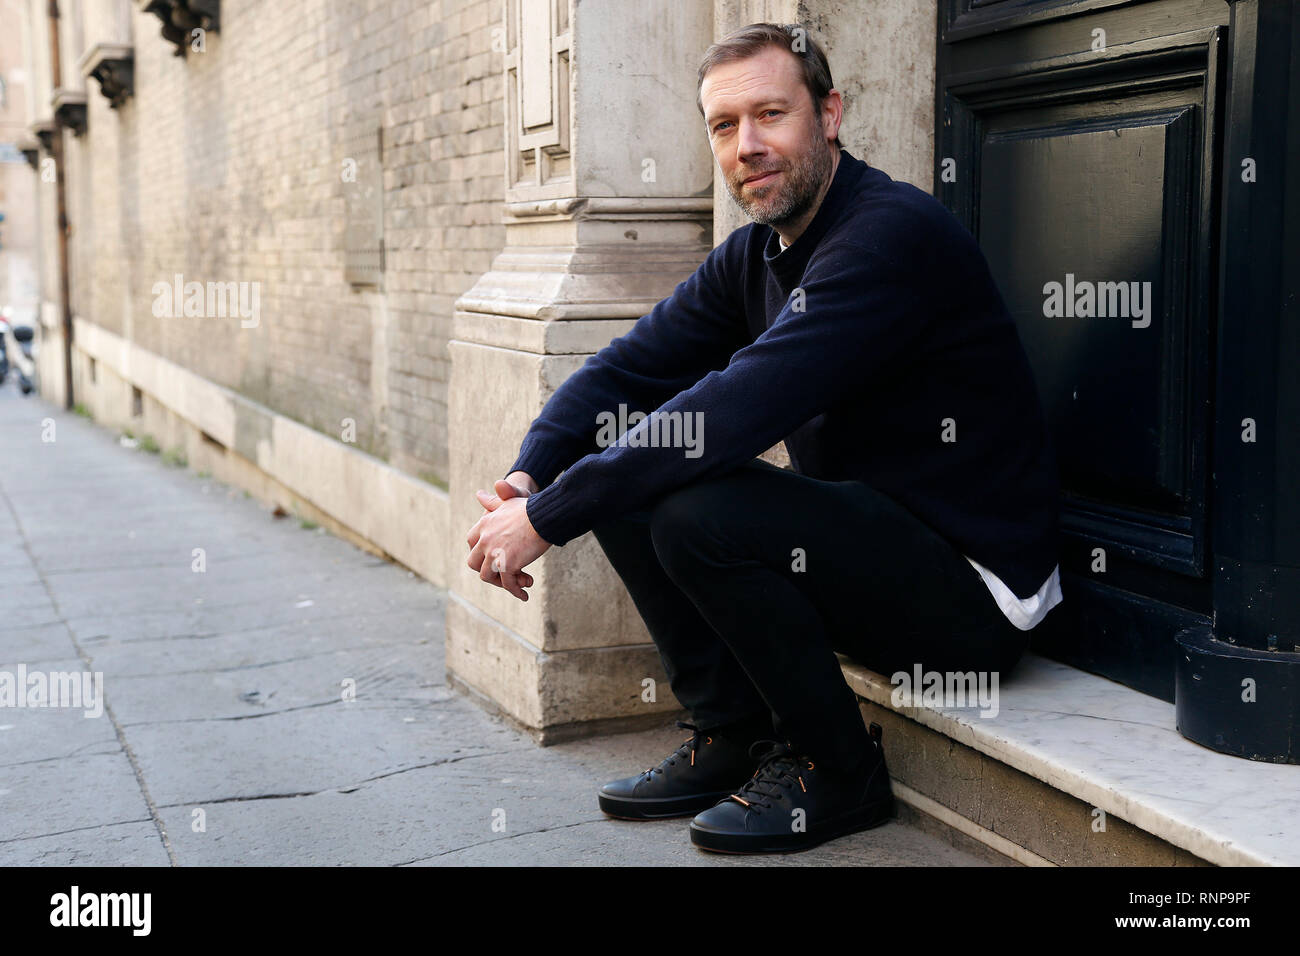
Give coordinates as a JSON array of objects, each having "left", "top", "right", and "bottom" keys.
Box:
[{"left": 0, "top": 307, "right": 36, "bottom": 395}]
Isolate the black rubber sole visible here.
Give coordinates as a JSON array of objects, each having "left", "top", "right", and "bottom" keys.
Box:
[
  {"left": 598, "top": 789, "right": 737, "bottom": 820},
  {"left": 689, "top": 793, "right": 895, "bottom": 853}
]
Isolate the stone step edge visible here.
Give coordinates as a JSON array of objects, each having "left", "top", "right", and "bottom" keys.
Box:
[
  {"left": 838, "top": 654, "right": 1286, "bottom": 867},
  {"left": 891, "top": 779, "right": 1055, "bottom": 866}
]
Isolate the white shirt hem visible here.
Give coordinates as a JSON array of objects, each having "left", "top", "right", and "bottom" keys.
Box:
[{"left": 965, "top": 556, "right": 1062, "bottom": 631}]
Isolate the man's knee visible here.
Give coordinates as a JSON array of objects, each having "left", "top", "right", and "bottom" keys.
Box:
[
  {"left": 648, "top": 480, "right": 730, "bottom": 572},
  {"left": 590, "top": 509, "right": 654, "bottom": 566}
]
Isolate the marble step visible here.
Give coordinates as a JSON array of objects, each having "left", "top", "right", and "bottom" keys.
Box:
[{"left": 840, "top": 652, "right": 1297, "bottom": 866}]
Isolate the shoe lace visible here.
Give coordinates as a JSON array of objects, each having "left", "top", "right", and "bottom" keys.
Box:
[
  {"left": 726, "top": 739, "right": 813, "bottom": 812},
  {"left": 643, "top": 721, "right": 713, "bottom": 777}
]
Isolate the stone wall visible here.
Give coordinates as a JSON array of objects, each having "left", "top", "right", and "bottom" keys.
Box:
[
  {"left": 26, "top": 0, "right": 935, "bottom": 500},
  {"left": 53, "top": 0, "right": 506, "bottom": 484}
]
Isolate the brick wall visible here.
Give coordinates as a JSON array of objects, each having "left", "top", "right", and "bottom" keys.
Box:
[{"left": 62, "top": 0, "right": 505, "bottom": 483}]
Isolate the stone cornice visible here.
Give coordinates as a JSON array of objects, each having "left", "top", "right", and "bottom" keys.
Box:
[{"left": 454, "top": 241, "right": 713, "bottom": 323}]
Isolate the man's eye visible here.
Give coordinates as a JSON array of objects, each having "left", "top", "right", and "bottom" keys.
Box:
[{"left": 713, "top": 121, "right": 732, "bottom": 133}]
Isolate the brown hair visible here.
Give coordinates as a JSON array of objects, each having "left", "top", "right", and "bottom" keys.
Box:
[{"left": 696, "top": 22, "right": 842, "bottom": 149}]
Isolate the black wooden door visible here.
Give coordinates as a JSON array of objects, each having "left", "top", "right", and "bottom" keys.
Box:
[{"left": 936, "top": 0, "right": 1233, "bottom": 700}]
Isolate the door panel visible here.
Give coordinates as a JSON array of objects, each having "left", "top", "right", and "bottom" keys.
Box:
[{"left": 936, "top": 0, "right": 1230, "bottom": 699}]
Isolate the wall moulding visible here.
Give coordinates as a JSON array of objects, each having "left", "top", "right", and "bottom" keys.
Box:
[
  {"left": 504, "top": 0, "right": 573, "bottom": 198},
  {"left": 501, "top": 197, "right": 714, "bottom": 222}
]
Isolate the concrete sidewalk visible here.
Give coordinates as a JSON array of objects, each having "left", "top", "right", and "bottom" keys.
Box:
[{"left": 0, "top": 386, "right": 989, "bottom": 866}]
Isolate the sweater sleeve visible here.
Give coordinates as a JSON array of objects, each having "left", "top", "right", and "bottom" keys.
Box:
[
  {"left": 503, "top": 232, "right": 750, "bottom": 490},
  {"left": 524, "top": 242, "right": 933, "bottom": 545}
]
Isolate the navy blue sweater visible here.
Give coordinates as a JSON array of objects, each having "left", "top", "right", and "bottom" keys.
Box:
[{"left": 506, "top": 149, "right": 1062, "bottom": 599}]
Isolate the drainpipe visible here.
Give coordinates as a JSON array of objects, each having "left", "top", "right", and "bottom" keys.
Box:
[{"left": 47, "top": 0, "right": 74, "bottom": 410}]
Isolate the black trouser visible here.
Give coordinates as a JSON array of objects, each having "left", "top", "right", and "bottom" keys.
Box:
[{"left": 591, "top": 457, "right": 1031, "bottom": 773}]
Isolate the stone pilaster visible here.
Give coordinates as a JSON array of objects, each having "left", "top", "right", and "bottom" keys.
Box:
[{"left": 447, "top": 0, "right": 715, "bottom": 741}]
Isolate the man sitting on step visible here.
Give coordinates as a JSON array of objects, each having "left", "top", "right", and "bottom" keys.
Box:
[{"left": 465, "top": 21, "right": 1063, "bottom": 855}]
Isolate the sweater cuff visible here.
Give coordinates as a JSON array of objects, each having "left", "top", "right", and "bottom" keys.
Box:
[
  {"left": 505, "top": 436, "right": 576, "bottom": 492},
  {"left": 524, "top": 477, "right": 591, "bottom": 547}
]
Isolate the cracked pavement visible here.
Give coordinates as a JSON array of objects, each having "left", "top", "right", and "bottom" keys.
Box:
[{"left": 0, "top": 387, "right": 990, "bottom": 866}]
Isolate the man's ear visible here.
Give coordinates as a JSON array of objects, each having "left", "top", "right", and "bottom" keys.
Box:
[{"left": 822, "top": 89, "right": 844, "bottom": 144}]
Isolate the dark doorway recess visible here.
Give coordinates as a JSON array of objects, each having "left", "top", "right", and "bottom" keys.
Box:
[{"left": 936, "top": 0, "right": 1300, "bottom": 761}]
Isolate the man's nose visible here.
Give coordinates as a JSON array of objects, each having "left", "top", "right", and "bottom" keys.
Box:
[{"left": 736, "top": 116, "right": 768, "bottom": 163}]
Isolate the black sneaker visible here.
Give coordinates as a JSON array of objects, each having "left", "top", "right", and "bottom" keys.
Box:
[
  {"left": 688, "top": 722, "right": 894, "bottom": 853},
  {"left": 598, "top": 719, "right": 767, "bottom": 820}
]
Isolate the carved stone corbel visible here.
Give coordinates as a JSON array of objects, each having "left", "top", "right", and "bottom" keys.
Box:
[
  {"left": 80, "top": 42, "right": 135, "bottom": 109},
  {"left": 29, "top": 120, "right": 55, "bottom": 153},
  {"left": 51, "top": 88, "right": 88, "bottom": 136},
  {"left": 138, "top": 0, "right": 220, "bottom": 57}
]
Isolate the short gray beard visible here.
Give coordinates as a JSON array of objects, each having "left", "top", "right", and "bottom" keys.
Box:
[{"left": 727, "top": 128, "right": 834, "bottom": 228}]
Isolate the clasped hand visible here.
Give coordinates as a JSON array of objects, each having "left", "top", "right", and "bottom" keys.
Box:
[{"left": 465, "top": 474, "right": 551, "bottom": 602}]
